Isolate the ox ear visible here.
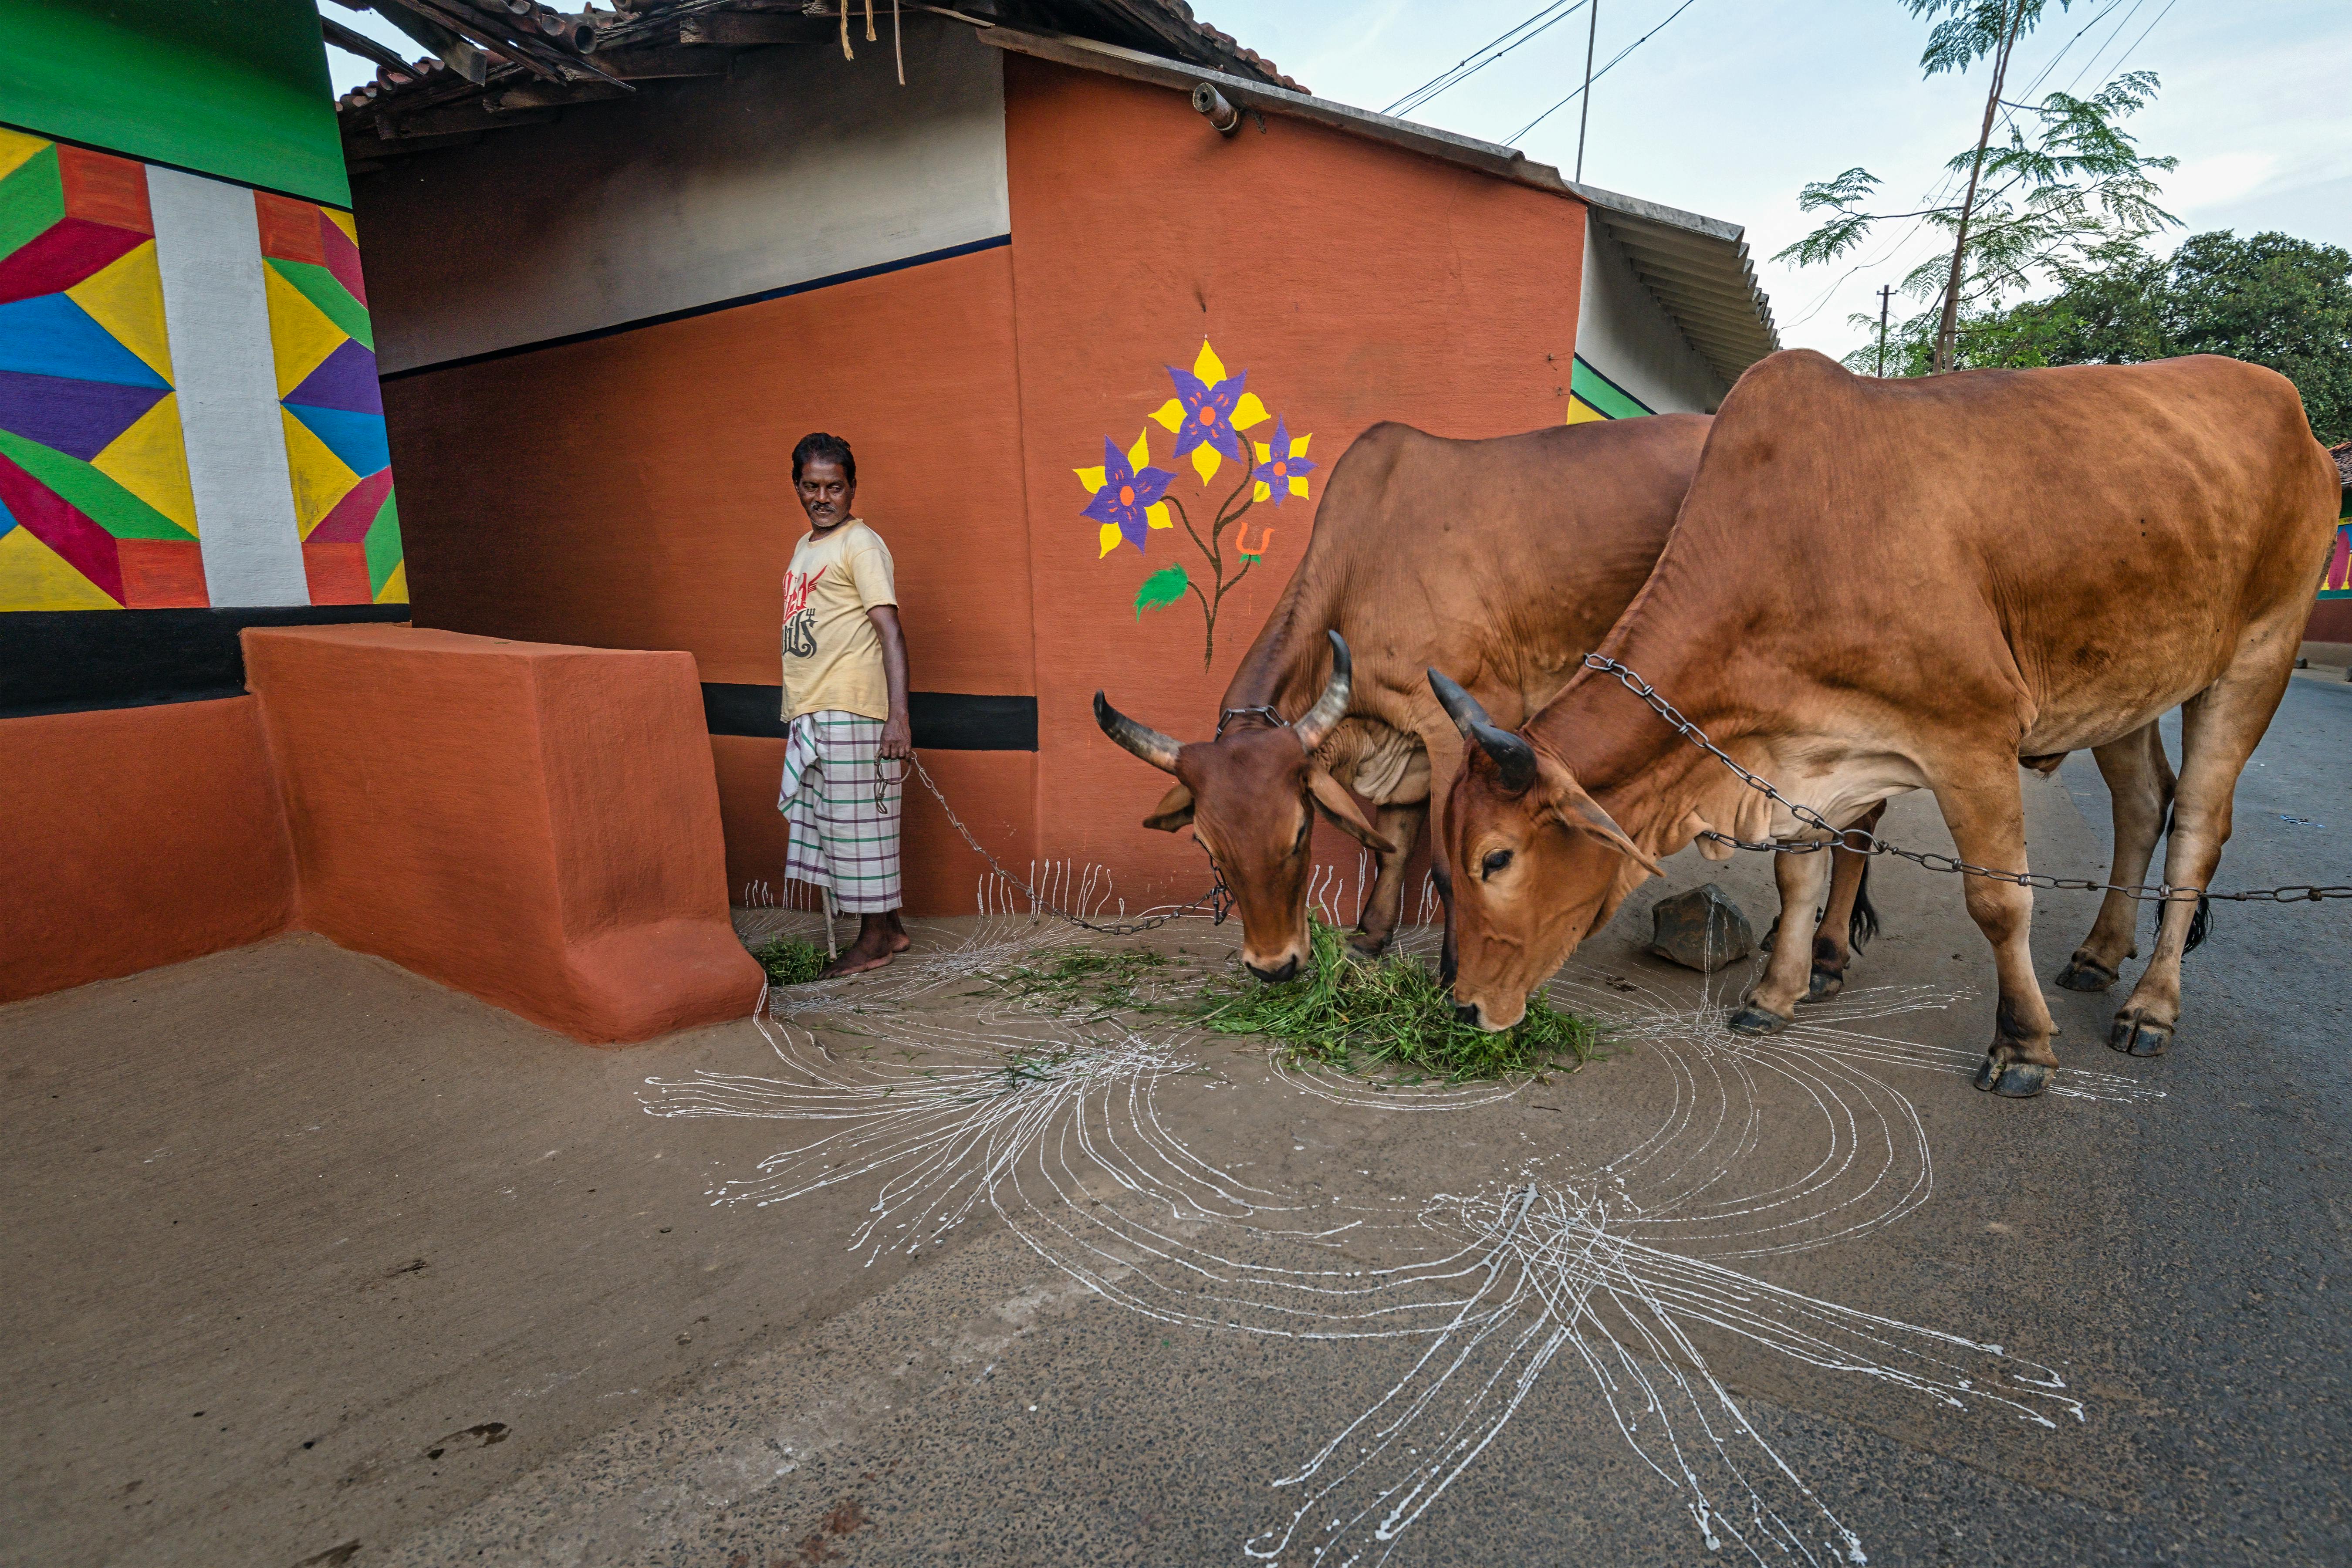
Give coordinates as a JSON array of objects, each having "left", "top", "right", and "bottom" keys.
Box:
[
  {"left": 1538, "top": 758, "right": 1664, "bottom": 878},
  {"left": 1143, "top": 782, "right": 1195, "bottom": 832},
  {"left": 1306, "top": 767, "right": 1399, "bottom": 855}
]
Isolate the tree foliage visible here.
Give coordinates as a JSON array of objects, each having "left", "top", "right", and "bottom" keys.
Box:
[
  {"left": 1841, "top": 231, "right": 2352, "bottom": 443},
  {"left": 1779, "top": 72, "right": 2177, "bottom": 317}
]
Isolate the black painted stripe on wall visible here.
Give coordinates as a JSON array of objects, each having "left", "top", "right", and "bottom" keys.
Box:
[
  {"left": 703, "top": 685, "right": 1037, "bottom": 751},
  {"left": 0, "top": 607, "right": 412, "bottom": 720},
  {"left": 380, "top": 234, "right": 1015, "bottom": 382}
]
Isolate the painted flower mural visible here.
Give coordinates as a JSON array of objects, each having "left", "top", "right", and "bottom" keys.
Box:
[
  {"left": 1076, "top": 340, "right": 1311, "bottom": 669},
  {"left": 1077, "top": 430, "right": 1173, "bottom": 555}
]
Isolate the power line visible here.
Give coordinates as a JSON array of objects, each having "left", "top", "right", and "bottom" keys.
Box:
[
  {"left": 1383, "top": 0, "right": 1591, "bottom": 119},
  {"left": 1505, "top": 0, "right": 1700, "bottom": 146}
]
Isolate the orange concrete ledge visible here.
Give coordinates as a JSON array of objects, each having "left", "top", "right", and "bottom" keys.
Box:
[
  {"left": 0, "top": 698, "right": 297, "bottom": 1004},
  {"left": 244, "top": 625, "right": 763, "bottom": 1043}
]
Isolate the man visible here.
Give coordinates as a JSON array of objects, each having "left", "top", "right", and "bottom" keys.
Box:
[{"left": 777, "top": 432, "right": 912, "bottom": 976}]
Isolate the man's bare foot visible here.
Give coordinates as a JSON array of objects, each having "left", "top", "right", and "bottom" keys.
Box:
[
  {"left": 824, "top": 912, "right": 901, "bottom": 977},
  {"left": 821, "top": 945, "right": 894, "bottom": 978},
  {"left": 886, "top": 911, "right": 911, "bottom": 954}
]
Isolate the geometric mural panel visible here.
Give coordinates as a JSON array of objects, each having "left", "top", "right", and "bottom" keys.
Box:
[
  {"left": 0, "top": 126, "right": 403, "bottom": 611},
  {"left": 259, "top": 189, "right": 402, "bottom": 604}
]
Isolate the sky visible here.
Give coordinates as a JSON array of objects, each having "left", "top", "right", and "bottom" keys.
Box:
[{"left": 319, "top": 0, "right": 2352, "bottom": 359}]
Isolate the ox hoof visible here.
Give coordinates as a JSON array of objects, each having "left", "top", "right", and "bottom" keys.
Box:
[
  {"left": 1347, "top": 929, "right": 1393, "bottom": 958},
  {"left": 1973, "top": 1058, "right": 2051, "bottom": 1097},
  {"left": 1801, "top": 965, "right": 1846, "bottom": 1005},
  {"left": 2054, "top": 956, "right": 2119, "bottom": 993},
  {"left": 1726, "top": 1004, "right": 1792, "bottom": 1037},
  {"left": 2108, "top": 1015, "right": 2173, "bottom": 1058}
]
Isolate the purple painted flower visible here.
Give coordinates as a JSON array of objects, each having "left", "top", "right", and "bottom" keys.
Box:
[
  {"left": 1251, "top": 418, "right": 1316, "bottom": 505},
  {"left": 1166, "top": 364, "right": 1249, "bottom": 462},
  {"left": 1081, "top": 435, "right": 1174, "bottom": 551}
]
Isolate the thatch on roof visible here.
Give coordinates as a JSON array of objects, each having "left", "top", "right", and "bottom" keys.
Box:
[{"left": 334, "top": 0, "right": 1296, "bottom": 133}]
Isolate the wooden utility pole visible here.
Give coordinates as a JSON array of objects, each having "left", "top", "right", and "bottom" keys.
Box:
[
  {"left": 1877, "top": 284, "right": 1893, "bottom": 377},
  {"left": 1575, "top": 0, "right": 1598, "bottom": 182},
  {"left": 1934, "top": 0, "right": 2024, "bottom": 373}
]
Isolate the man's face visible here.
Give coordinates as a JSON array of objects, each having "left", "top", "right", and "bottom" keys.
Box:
[{"left": 797, "top": 458, "right": 854, "bottom": 529}]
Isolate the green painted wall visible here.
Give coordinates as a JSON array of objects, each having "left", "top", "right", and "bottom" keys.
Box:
[{"left": 0, "top": 0, "right": 347, "bottom": 207}]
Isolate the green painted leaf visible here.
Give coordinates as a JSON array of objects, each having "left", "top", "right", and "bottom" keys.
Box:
[{"left": 1134, "top": 563, "right": 1188, "bottom": 618}]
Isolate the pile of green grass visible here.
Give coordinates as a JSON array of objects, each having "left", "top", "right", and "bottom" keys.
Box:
[
  {"left": 970, "top": 923, "right": 1600, "bottom": 1085},
  {"left": 977, "top": 946, "right": 1181, "bottom": 1019},
  {"left": 751, "top": 935, "right": 828, "bottom": 986},
  {"left": 1193, "top": 921, "right": 1601, "bottom": 1083}
]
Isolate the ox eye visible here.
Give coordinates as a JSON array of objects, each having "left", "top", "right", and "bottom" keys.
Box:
[{"left": 1482, "top": 849, "right": 1513, "bottom": 878}]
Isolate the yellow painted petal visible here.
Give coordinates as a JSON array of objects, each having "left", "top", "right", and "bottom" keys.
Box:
[
  {"left": 1150, "top": 398, "right": 1186, "bottom": 434},
  {"left": 92, "top": 392, "right": 198, "bottom": 534},
  {"left": 1252, "top": 439, "right": 1270, "bottom": 464},
  {"left": 1098, "top": 522, "right": 1123, "bottom": 558},
  {"left": 1253, "top": 480, "right": 1271, "bottom": 504},
  {"left": 1191, "top": 445, "right": 1222, "bottom": 486},
  {"left": 1231, "top": 391, "right": 1268, "bottom": 430},
  {"left": 1126, "top": 428, "right": 1152, "bottom": 472},
  {"left": 374, "top": 559, "right": 409, "bottom": 604},
  {"left": 1146, "top": 501, "right": 1171, "bottom": 530},
  {"left": 1291, "top": 432, "right": 1311, "bottom": 456},
  {"left": 0, "top": 126, "right": 47, "bottom": 183},
  {"left": 1192, "top": 340, "right": 1227, "bottom": 385},
  {"left": 68, "top": 241, "right": 175, "bottom": 383},
  {"left": 1289, "top": 476, "right": 1311, "bottom": 499},
  {"left": 1074, "top": 464, "right": 1106, "bottom": 496}
]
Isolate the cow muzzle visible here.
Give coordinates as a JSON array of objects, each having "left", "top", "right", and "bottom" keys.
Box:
[
  {"left": 1451, "top": 992, "right": 1525, "bottom": 1033},
  {"left": 1246, "top": 954, "right": 1301, "bottom": 983}
]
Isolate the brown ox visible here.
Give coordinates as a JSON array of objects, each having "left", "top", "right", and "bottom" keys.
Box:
[
  {"left": 1433, "top": 350, "right": 2340, "bottom": 1098},
  {"left": 1092, "top": 415, "right": 1881, "bottom": 985}
]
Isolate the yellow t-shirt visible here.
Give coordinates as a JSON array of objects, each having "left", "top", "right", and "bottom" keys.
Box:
[{"left": 781, "top": 518, "right": 897, "bottom": 722}]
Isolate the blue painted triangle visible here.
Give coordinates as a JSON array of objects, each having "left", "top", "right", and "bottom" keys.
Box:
[
  {"left": 0, "top": 293, "right": 171, "bottom": 389},
  {"left": 283, "top": 401, "right": 391, "bottom": 479}
]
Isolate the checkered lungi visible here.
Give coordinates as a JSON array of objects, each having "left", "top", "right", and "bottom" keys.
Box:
[{"left": 778, "top": 710, "right": 904, "bottom": 913}]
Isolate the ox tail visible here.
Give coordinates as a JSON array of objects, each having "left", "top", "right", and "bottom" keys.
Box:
[
  {"left": 1848, "top": 860, "right": 1880, "bottom": 955},
  {"left": 2184, "top": 893, "right": 2213, "bottom": 955}
]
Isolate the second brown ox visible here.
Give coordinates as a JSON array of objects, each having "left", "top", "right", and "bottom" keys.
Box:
[
  {"left": 1094, "top": 414, "right": 1880, "bottom": 987},
  {"left": 1434, "top": 350, "right": 2341, "bottom": 1098}
]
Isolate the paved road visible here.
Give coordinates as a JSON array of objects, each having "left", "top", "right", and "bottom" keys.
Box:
[{"left": 6, "top": 676, "right": 2344, "bottom": 1567}]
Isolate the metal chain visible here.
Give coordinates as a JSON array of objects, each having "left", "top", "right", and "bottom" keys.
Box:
[
  {"left": 904, "top": 756, "right": 1234, "bottom": 934},
  {"left": 1580, "top": 653, "right": 2350, "bottom": 907}
]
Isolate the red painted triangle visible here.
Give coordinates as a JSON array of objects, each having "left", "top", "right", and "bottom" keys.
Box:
[
  {"left": 0, "top": 219, "right": 148, "bottom": 308},
  {"left": 307, "top": 465, "right": 395, "bottom": 544},
  {"left": 0, "top": 445, "right": 123, "bottom": 602},
  {"left": 318, "top": 210, "right": 368, "bottom": 308}
]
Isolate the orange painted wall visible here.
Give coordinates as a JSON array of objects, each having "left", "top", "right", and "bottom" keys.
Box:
[
  {"left": 1002, "top": 57, "right": 1587, "bottom": 910},
  {"left": 0, "top": 699, "right": 297, "bottom": 1003},
  {"left": 373, "top": 63, "right": 1587, "bottom": 919},
  {"left": 243, "top": 624, "right": 762, "bottom": 1042},
  {"left": 383, "top": 244, "right": 1041, "bottom": 908}
]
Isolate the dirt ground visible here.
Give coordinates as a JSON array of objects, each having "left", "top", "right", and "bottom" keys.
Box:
[{"left": 3, "top": 675, "right": 2345, "bottom": 1568}]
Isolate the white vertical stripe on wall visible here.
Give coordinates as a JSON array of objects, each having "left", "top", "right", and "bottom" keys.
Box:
[{"left": 145, "top": 166, "right": 311, "bottom": 607}]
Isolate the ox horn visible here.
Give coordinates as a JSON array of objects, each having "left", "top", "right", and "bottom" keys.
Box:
[
  {"left": 1290, "top": 631, "right": 1353, "bottom": 753},
  {"left": 1094, "top": 690, "right": 1181, "bottom": 774},
  {"left": 1427, "top": 668, "right": 1537, "bottom": 794}
]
